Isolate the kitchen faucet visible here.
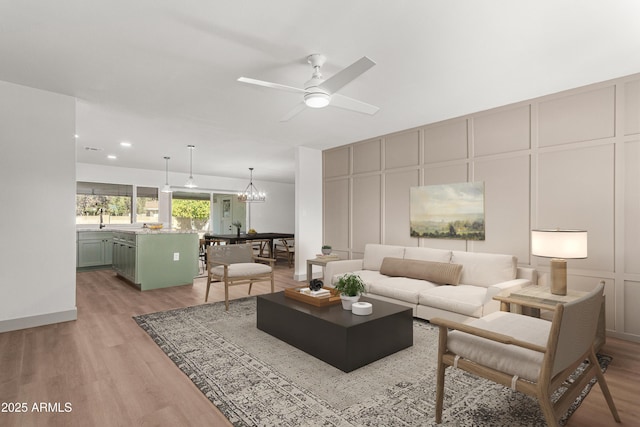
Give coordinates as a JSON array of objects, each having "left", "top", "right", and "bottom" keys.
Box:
[{"left": 99, "top": 208, "right": 105, "bottom": 229}]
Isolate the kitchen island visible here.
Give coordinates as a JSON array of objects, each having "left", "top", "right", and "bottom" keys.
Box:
[{"left": 78, "top": 228, "right": 198, "bottom": 291}]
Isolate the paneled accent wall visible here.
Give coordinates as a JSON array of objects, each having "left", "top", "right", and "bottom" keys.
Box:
[{"left": 323, "top": 72, "right": 640, "bottom": 343}]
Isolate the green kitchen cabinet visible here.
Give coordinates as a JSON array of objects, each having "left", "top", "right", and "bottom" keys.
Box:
[
  {"left": 77, "top": 231, "right": 113, "bottom": 268},
  {"left": 112, "top": 230, "right": 198, "bottom": 290}
]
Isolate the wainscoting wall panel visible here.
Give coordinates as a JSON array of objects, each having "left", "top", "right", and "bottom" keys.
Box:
[
  {"left": 624, "top": 79, "right": 640, "bottom": 136},
  {"left": 473, "top": 155, "right": 530, "bottom": 261},
  {"left": 473, "top": 105, "right": 531, "bottom": 156},
  {"left": 353, "top": 139, "right": 381, "bottom": 174},
  {"left": 538, "top": 86, "right": 615, "bottom": 147},
  {"left": 385, "top": 129, "right": 420, "bottom": 169},
  {"left": 324, "top": 146, "right": 350, "bottom": 178},
  {"left": 537, "top": 144, "right": 615, "bottom": 272},
  {"left": 324, "top": 72, "right": 640, "bottom": 342},
  {"left": 624, "top": 140, "right": 640, "bottom": 274},
  {"left": 323, "top": 178, "right": 349, "bottom": 251},
  {"left": 423, "top": 120, "right": 467, "bottom": 163},
  {"left": 352, "top": 174, "right": 381, "bottom": 253},
  {"left": 384, "top": 169, "right": 419, "bottom": 247}
]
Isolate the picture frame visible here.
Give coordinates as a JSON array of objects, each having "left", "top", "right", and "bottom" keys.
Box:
[{"left": 410, "top": 182, "right": 485, "bottom": 240}]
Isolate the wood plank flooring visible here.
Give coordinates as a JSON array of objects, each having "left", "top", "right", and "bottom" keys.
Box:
[{"left": 1, "top": 266, "right": 638, "bottom": 426}]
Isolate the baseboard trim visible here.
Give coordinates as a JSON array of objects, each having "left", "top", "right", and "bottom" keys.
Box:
[{"left": 0, "top": 308, "right": 78, "bottom": 333}]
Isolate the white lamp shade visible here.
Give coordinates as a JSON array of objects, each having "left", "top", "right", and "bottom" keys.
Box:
[{"left": 531, "top": 229, "right": 587, "bottom": 259}]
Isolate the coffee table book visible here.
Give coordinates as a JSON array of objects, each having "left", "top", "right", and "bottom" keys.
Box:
[{"left": 284, "top": 286, "right": 341, "bottom": 307}]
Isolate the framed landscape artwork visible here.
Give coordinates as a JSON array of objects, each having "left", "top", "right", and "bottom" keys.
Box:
[{"left": 410, "top": 182, "right": 485, "bottom": 240}]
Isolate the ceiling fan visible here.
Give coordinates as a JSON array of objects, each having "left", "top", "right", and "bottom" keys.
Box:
[{"left": 238, "top": 54, "right": 379, "bottom": 121}]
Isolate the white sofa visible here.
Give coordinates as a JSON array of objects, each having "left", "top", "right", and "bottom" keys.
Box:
[{"left": 324, "top": 244, "right": 537, "bottom": 323}]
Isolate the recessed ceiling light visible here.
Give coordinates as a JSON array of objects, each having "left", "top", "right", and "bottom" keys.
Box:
[
  {"left": 120, "top": 141, "right": 131, "bottom": 147},
  {"left": 107, "top": 155, "right": 117, "bottom": 160},
  {"left": 74, "top": 134, "right": 79, "bottom": 139}
]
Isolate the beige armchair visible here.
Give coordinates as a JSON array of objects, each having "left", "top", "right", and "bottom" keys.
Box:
[
  {"left": 431, "top": 282, "right": 620, "bottom": 427},
  {"left": 205, "top": 244, "right": 275, "bottom": 311}
]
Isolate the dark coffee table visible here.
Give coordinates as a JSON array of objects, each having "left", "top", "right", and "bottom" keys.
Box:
[{"left": 256, "top": 291, "right": 413, "bottom": 372}]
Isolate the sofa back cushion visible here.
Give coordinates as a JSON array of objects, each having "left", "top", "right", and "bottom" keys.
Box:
[
  {"left": 404, "top": 247, "right": 452, "bottom": 263},
  {"left": 380, "top": 257, "right": 463, "bottom": 285},
  {"left": 451, "top": 251, "right": 517, "bottom": 287},
  {"left": 363, "top": 244, "right": 405, "bottom": 271}
]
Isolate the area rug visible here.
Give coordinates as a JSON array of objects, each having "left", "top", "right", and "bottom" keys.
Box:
[{"left": 133, "top": 297, "right": 611, "bottom": 427}]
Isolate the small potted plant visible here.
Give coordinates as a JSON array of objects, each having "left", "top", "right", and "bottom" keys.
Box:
[
  {"left": 321, "top": 245, "right": 332, "bottom": 255},
  {"left": 333, "top": 273, "right": 365, "bottom": 310},
  {"left": 232, "top": 220, "right": 242, "bottom": 237}
]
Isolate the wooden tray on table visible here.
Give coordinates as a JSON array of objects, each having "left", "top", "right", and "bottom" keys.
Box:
[{"left": 284, "top": 287, "right": 341, "bottom": 307}]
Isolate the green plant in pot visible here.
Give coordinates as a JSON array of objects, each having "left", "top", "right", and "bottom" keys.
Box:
[
  {"left": 334, "top": 273, "right": 365, "bottom": 310},
  {"left": 321, "top": 244, "right": 332, "bottom": 255}
]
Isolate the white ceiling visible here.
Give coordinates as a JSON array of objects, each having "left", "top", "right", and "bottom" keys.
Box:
[{"left": 1, "top": 1, "right": 639, "bottom": 184}]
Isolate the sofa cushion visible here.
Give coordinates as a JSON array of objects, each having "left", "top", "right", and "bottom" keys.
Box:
[
  {"left": 404, "top": 247, "right": 452, "bottom": 263},
  {"left": 362, "top": 244, "right": 406, "bottom": 271},
  {"left": 380, "top": 257, "right": 462, "bottom": 285},
  {"left": 419, "top": 285, "right": 488, "bottom": 317},
  {"left": 447, "top": 311, "right": 551, "bottom": 382},
  {"left": 451, "top": 251, "right": 517, "bottom": 288},
  {"left": 369, "top": 277, "right": 438, "bottom": 304}
]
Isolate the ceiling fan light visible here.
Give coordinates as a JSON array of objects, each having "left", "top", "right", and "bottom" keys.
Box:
[{"left": 304, "top": 92, "right": 330, "bottom": 108}]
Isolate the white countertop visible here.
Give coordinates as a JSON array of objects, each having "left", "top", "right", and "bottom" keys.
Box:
[{"left": 77, "top": 228, "right": 197, "bottom": 235}]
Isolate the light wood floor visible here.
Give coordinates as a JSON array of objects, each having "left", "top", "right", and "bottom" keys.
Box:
[{"left": 1, "top": 266, "right": 638, "bottom": 426}]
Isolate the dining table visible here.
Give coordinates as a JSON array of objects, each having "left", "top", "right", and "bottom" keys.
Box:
[{"left": 204, "top": 232, "right": 294, "bottom": 256}]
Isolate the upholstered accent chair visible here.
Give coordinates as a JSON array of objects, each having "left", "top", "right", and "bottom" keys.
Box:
[
  {"left": 206, "top": 243, "right": 275, "bottom": 310},
  {"left": 431, "top": 282, "right": 620, "bottom": 427}
]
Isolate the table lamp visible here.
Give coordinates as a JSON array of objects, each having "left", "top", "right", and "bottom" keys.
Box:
[{"left": 531, "top": 229, "right": 588, "bottom": 295}]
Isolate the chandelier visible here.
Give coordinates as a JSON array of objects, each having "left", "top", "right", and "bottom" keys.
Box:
[{"left": 238, "top": 167, "right": 266, "bottom": 203}]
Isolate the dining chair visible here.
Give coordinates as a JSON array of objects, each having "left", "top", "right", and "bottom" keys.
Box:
[
  {"left": 274, "top": 238, "right": 295, "bottom": 268},
  {"left": 205, "top": 243, "right": 275, "bottom": 311},
  {"left": 251, "top": 239, "right": 272, "bottom": 259},
  {"left": 430, "top": 281, "right": 620, "bottom": 427}
]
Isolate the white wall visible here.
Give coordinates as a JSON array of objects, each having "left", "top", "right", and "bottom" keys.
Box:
[
  {"left": 76, "top": 163, "right": 295, "bottom": 233},
  {"left": 294, "top": 147, "right": 322, "bottom": 281},
  {"left": 0, "top": 81, "right": 77, "bottom": 332}
]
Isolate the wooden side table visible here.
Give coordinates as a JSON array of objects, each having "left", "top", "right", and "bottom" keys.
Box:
[
  {"left": 494, "top": 286, "right": 606, "bottom": 352},
  {"left": 306, "top": 256, "right": 339, "bottom": 284}
]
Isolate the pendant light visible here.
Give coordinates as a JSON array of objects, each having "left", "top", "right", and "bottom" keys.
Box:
[
  {"left": 185, "top": 145, "right": 197, "bottom": 188},
  {"left": 238, "top": 167, "right": 266, "bottom": 202},
  {"left": 161, "top": 156, "right": 172, "bottom": 193}
]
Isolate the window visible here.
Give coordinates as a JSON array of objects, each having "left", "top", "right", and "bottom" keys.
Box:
[
  {"left": 171, "top": 191, "right": 210, "bottom": 231},
  {"left": 136, "top": 186, "right": 159, "bottom": 223},
  {"left": 76, "top": 182, "right": 133, "bottom": 225}
]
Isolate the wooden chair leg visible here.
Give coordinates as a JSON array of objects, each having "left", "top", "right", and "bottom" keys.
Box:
[
  {"left": 270, "top": 273, "right": 274, "bottom": 293},
  {"left": 538, "top": 388, "right": 560, "bottom": 427},
  {"left": 205, "top": 276, "right": 211, "bottom": 302},
  {"left": 435, "top": 326, "right": 447, "bottom": 424},
  {"left": 224, "top": 280, "right": 229, "bottom": 311},
  {"left": 248, "top": 282, "right": 253, "bottom": 295},
  {"left": 590, "top": 351, "right": 621, "bottom": 422}
]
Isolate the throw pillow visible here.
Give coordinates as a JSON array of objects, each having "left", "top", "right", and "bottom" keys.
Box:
[{"left": 380, "top": 257, "right": 463, "bottom": 285}]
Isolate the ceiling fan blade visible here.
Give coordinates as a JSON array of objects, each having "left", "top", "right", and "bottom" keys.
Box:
[
  {"left": 280, "top": 102, "right": 307, "bottom": 122},
  {"left": 237, "top": 77, "right": 307, "bottom": 94},
  {"left": 330, "top": 93, "right": 379, "bottom": 115},
  {"left": 320, "top": 56, "right": 376, "bottom": 94}
]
